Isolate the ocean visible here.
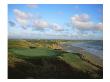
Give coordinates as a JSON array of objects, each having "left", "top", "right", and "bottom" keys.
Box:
[{"left": 71, "top": 40, "right": 103, "bottom": 59}]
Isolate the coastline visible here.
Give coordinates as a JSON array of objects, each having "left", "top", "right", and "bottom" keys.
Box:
[
  {"left": 8, "top": 40, "right": 103, "bottom": 79},
  {"left": 60, "top": 42, "right": 103, "bottom": 67}
]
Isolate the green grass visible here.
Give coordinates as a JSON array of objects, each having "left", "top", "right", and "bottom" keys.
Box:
[
  {"left": 59, "top": 53, "right": 99, "bottom": 72},
  {"left": 10, "top": 47, "right": 99, "bottom": 72},
  {"left": 82, "top": 53, "right": 103, "bottom": 67},
  {"left": 8, "top": 40, "right": 103, "bottom": 79},
  {"left": 9, "top": 48, "right": 59, "bottom": 57}
]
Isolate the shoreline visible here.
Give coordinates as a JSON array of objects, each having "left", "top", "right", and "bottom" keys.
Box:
[
  {"left": 61, "top": 42, "right": 103, "bottom": 59},
  {"left": 60, "top": 43, "right": 103, "bottom": 66}
]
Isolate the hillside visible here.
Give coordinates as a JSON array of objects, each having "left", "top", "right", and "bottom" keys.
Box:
[{"left": 8, "top": 40, "right": 103, "bottom": 79}]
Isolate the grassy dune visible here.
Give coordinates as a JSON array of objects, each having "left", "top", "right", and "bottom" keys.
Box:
[{"left": 8, "top": 40, "right": 103, "bottom": 79}]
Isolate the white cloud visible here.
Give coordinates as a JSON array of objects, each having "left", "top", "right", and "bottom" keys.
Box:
[
  {"left": 50, "top": 23, "right": 63, "bottom": 31},
  {"left": 14, "top": 9, "right": 30, "bottom": 27},
  {"left": 95, "top": 23, "right": 103, "bottom": 30},
  {"left": 71, "top": 14, "right": 103, "bottom": 30},
  {"left": 33, "top": 20, "right": 49, "bottom": 30},
  {"left": 72, "top": 14, "right": 90, "bottom": 22},
  {"left": 13, "top": 9, "right": 64, "bottom": 31}
]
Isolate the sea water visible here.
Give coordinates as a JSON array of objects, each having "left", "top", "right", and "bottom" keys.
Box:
[{"left": 71, "top": 40, "right": 103, "bottom": 59}]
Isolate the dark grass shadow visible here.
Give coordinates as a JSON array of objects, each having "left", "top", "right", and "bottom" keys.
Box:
[
  {"left": 8, "top": 47, "right": 103, "bottom": 79},
  {"left": 8, "top": 56, "right": 102, "bottom": 79}
]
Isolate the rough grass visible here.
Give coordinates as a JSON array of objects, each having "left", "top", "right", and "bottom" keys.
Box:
[
  {"left": 58, "top": 53, "right": 102, "bottom": 78},
  {"left": 8, "top": 53, "right": 93, "bottom": 79},
  {"left": 82, "top": 53, "right": 103, "bottom": 67}
]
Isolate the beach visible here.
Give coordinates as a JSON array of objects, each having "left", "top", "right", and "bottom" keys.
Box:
[{"left": 60, "top": 41, "right": 103, "bottom": 66}]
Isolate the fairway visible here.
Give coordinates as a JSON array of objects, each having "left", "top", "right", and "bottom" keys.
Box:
[{"left": 10, "top": 48, "right": 57, "bottom": 57}]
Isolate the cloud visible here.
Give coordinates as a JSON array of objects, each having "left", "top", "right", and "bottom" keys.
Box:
[
  {"left": 33, "top": 20, "right": 49, "bottom": 30},
  {"left": 14, "top": 9, "right": 30, "bottom": 28},
  {"left": 50, "top": 23, "right": 63, "bottom": 31},
  {"left": 13, "top": 9, "right": 64, "bottom": 31},
  {"left": 95, "top": 23, "right": 103, "bottom": 30},
  {"left": 8, "top": 21, "right": 16, "bottom": 27},
  {"left": 71, "top": 14, "right": 103, "bottom": 31}
]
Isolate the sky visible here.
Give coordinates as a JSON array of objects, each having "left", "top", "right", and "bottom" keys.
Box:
[{"left": 8, "top": 4, "right": 103, "bottom": 40}]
